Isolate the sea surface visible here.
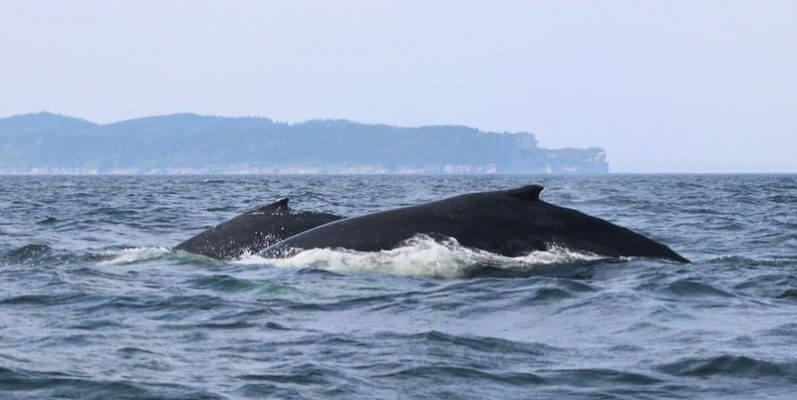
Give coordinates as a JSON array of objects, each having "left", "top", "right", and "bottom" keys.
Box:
[{"left": 1, "top": 174, "right": 795, "bottom": 399}]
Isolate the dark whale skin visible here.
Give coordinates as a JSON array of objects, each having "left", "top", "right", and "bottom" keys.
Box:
[
  {"left": 174, "top": 199, "right": 342, "bottom": 260},
  {"left": 261, "top": 185, "right": 690, "bottom": 263}
]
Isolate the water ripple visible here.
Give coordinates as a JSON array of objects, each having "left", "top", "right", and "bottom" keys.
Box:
[
  {"left": 656, "top": 355, "right": 797, "bottom": 381},
  {"left": 1, "top": 174, "right": 796, "bottom": 398}
]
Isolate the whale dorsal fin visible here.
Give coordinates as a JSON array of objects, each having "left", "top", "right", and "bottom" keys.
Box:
[
  {"left": 258, "top": 198, "right": 290, "bottom": 211},
  {"left": 507, "top": 184, "right": 543, "bottom": 201}
]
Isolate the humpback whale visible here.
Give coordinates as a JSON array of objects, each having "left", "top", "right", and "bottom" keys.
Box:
[
  {"left": 174, "top": 199, "right": 342, "bottom": 260},
  {"left": 262, "top": 185, "right": 689, "bottom": 263}
]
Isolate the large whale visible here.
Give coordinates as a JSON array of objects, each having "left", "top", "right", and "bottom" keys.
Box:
[
  {"left": 262, "top": 184, "right": 689, "bottom": 263},
  {"left": 174, "top": 198, "right": 342, "bottom": 260}
]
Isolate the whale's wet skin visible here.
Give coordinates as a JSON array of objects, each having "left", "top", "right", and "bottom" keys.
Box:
[
  {"left": 1, "top": 175, "right": 795, "bottom": 399},
  {"left": 260, "top": 184, "right": 689, "bottom": 263},
  {"left": 176, "top": 184, "right": 689, "bottom": 263}
]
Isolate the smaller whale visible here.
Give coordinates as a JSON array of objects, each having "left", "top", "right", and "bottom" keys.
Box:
[
  {"left": 262, "top": 185, "right": 690, "bottom": 263},
  {"left": 174, "top": 199, "right": 342, "bottom": 260}
]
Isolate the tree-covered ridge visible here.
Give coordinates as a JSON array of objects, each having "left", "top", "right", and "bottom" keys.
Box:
[{"left": 0, "top": 112, "right": 607, "bottom": 174}]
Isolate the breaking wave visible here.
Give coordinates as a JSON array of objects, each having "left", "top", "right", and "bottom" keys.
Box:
[
  {"left": 97, "top": 247, "right": 173, "bottom": 265},
  {"left": 235, "top": 234, "right": 606, "bottom": 279}
]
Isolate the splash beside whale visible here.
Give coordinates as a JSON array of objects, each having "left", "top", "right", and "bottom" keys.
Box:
[{"left": 176, "top": 185, "right": 689, "bottom": 263}]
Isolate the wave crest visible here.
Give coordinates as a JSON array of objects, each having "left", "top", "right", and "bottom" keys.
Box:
[
  {"left": 98, "top": 247, "right": 172, "bottom": 265},
  {"left": 235, "top": 235, "right": 605, "bottom": 279}
]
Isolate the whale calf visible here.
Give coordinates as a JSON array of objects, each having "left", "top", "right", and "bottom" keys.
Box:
[
  {"left": 174, "top": 198, "right": 342, "bottom": 260},
  {"left": 262, "top": 185, "right": 689, "bottom": 263}
]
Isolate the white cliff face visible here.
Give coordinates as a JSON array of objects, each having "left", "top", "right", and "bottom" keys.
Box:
[{"left": 514, "top": 133, "right": 538, "bottom": 151}]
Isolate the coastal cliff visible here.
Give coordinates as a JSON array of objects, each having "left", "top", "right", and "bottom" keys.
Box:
[{"left": 0, "top": 112, "right": 608, "bottom": 174}]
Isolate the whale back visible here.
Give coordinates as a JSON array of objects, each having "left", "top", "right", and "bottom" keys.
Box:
[
  {"left": 262, "top": 185, "right": 689, "bottom": 263},
  {"left": 174, "top": 198, "right": 342, "bottom": 260}
]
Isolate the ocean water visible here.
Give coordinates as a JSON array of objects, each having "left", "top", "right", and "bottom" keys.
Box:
[{"left": 1, "top": 174, "right": 795, "bottom": 399}]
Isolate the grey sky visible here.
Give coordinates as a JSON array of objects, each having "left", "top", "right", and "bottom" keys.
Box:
[{"left": 1, "top": 1, "right": 794, "bottom": 172}]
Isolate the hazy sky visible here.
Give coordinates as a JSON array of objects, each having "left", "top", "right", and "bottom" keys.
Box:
[{"left": 1, "top": 1, "right": 794, "bottom": 172}]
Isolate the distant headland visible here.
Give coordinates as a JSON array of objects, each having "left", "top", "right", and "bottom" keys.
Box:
[{"left": 0, "top": 112, "right": 607, "bottom": 174}]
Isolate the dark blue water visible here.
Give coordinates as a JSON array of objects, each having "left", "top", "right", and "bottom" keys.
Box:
[{"left": 1, "top": 175, "right": 795, "bottom": 399}]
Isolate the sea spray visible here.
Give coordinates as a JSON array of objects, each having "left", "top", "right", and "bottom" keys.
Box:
[{"left": 236, "top": 234, "right": 604, "bottom": 279}]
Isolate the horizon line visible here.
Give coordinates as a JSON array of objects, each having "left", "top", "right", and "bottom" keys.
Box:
[{"left": 1, "top": 172, "right": 794, "bottom": 176}]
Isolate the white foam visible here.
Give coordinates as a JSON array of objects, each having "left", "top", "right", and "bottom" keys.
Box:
[
  {"left": 99, "top": 247, "right": 171, "bottom": 265},
  {"left": 234, "top": 235, "right": 604, "bottom": 279}
]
